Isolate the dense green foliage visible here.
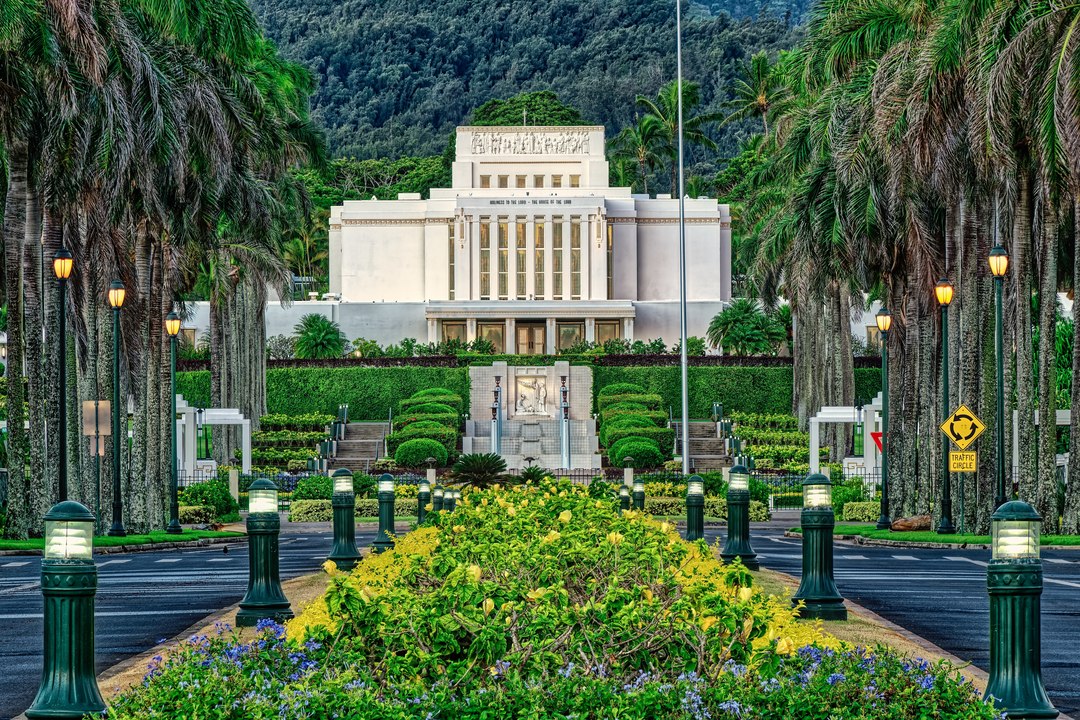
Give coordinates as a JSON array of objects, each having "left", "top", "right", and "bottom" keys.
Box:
[
  {"left": 178, "top": 481, "right": 239, "bottom": 521},
  {"left": 599, "top": 415, "right": 658, "bottom": 447},
  {"left": 251, "top": 0, "right": 799, "bottom": 163},
  {"left": 385, "top": 423, "right": 458, "bottom": 457},
  {"left": 293, "top": 476, "right": 334, "bottom": 501},
  {"left": 395, "top": 439, "right": 450, "bottom": 469},
  {"left": 609, "top": 438, "right": 666, "bottom": 469},
  {"left": 266, "top": 367, "right": 468, "bottom": 419},
  {"left": 594, "top": 366, "right": 794, "bottom": 417},
  {"left": 293, "top": 314, "right": 348, "bottom": 360}
]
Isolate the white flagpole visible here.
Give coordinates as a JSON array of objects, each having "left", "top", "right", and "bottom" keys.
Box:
[{"left": 676, "top": 0, "right": 690, "bottom": 476}]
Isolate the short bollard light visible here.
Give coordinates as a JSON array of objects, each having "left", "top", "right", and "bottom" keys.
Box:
[
  {"left": 721, "top": 465, "right": 759, "bottom": 569},
  {"left": 237, "top": 479, "right": 293, "bottom": 627},
  {"left": 27, "top": 501, "right": 106, "bottom": 719},
  {"left": 619, "top": 485, "right": 631, "bottom": 512},
  {"left": 432, "top": 485, "right": 445, "bottom": 513},
  {"left": 446, "top": 489, "right": 459, "bottom": 512},
  {"left": 418, "top": 480, "right": 431, "bottom": 524},
  {"left": 632, "top": 478, "right": 645, "bottom": 511},
  {"left": 373, "top": 473, "right": 396, "bottom": 553},
  {"left": 984, "top": 501, "right": 1057, "bottom": 719},
  {"left": 792, "top": 473, "right": 846, "bottom": 621},
  {"left": 685, "top": 475, "right": 705, "bottom": 541},
  {"left": 327, "top": 468, "right": 361, "bottom": 571}
]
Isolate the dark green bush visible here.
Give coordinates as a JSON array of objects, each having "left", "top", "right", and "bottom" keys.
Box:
[
  {"left": 178, "top": 505, "right": 216, "bottom": 524},
  {"left": 608, "top": 437, "right": 664, "bottom": 469},
  {"left": 293, "top": 475, "right": 334, "bottom": 500},
  {"left": 597, "top": 382, "right": 646, "bottom": 396},
  {"left": 178, "top": 480, "right": 238, "bottom": 520},
  {"left": 599, "top": 415, "right": 656, "bottom": 446},
  {"left": 412, "top": 387, "right": 456, "bottom": 398},
  {"left": 592, "top": 366, "right": 795, "bottom": 417},
  {"left": 402, "top": 402, "right": 455, "bottom": 415},
  {"left": 600, "top": 400, "right": 648, "bottom": 415},
  {"left": 597, "top": 393, "right": 664, "bottom": 410},
  {"left": 600, "top": 408, "right": 668, "bottom": 426},
  {"left": 394, "top": 438, "right": 449, "bottom": 468},
  {"left": 397, "top": 413, "right": 459, "bottom": 429},
  {"left": 400, "top": 393, "right": 464, "bottom": 414},
  {"left": 605, "top": 425, "right": 675, "bottom": 452},
  {"left": 385, "top": 424, "right": 458, "bottom": 456}
]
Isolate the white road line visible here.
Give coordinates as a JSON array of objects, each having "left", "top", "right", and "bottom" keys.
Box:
[
  {"left": 766, "top": 537, "right": 799, "bottom": 545},
  {"left": 892, "top": 555, "right": 919, "bottom": 561},
  {"left": 1, "top": 561, "right": 30, "bottom": 567},
  {"left": 207, "top": 558, "right": 232, "bottom": 563},
  {"left": 944, "top": 556, "right": 988, "bottom": 567},
  {"left": 98, "top": 559, "right": 131, "bottom": 567},
  {"left": 1044, "top": 558, "right": 1072, "bottom": 564},
  {"left": 0, "top": 581, "right": 40, "bottom": 596},
  {"left": 0, "top": 608, "right": 222, "bottom": 620},
  {"left": 155, "top": 558, "right": 182, "bottom": 563},
  {"left": 1045, "top": 577, "right": 1080, "bottom": 589},
  {"left": 840, "top": 555, "right": 868, "bottom": 560}
]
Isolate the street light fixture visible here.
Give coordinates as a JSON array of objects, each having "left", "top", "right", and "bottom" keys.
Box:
[
  {"left": 237, "top": 479, "right": 293, "bottom": 626},
  {"left": 935, "top": 278, "right": 956, "bottom": 534},
  {"left": 792, "top": 473, "right": 846, "bottom": 620},
  {"left": 721, "top": 465, "right": 758, "bottom": 569},
  {"left": 632, "top": 477, "right": 645, "bottom": 511},
  {"left": 53, "top": 248, "right": 74, "bottom": 501},
  {"left": 984, "top": 500, "right": 1057, "bottom": 718},
  {"left": 619, "top": 485, "right": 630, "bottom": 512},
  {"left": 106, "top": 281, "right": 127, "bottom": 537},
  {"left": 373, "top": 473, "right": 396, "bottom": 553},
  {"left": 432, "top": 485, "right": 445, "bottom": 513},
  {"left": 165, "top": 311, "right": 182, "bottom": 534},
  {"left": 328, "top": 468, "right": 361, "bottom": 570},
  {"left": 26, "top": 500, "right": 105, "bottom": 719},
  {"left": 685, "top": 474, "right": 704, "bottom": 541},
  {"left": 989, "top": 245, "right": 1010, "bottom": 509},
  {"left": 875, "top": 307, "right": 892, "bottom": 530}
]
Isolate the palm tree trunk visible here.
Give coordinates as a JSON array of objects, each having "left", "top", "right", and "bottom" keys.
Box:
[
  {"left": 3, "top": 141, "right": 29, "bottom": 537},
  {"left": 1064, "top": 201, "right": 1080, "bottom": 533},
  {"left": 1014, "top": 173, "right": 1036, "bottom": 502},
  {"left": 1035, "top": 204, "right": 1058, "bottom": 529},
  {"left": 23, "top": 189, "right": 48, "bottom": 529}
]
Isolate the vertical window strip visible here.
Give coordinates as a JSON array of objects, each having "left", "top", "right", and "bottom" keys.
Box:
[
  {"left": 535, "top": 221, "right": 545, "bottom": 298},
  {"left": 553, "top": 218, "right": 563, "bottom": 300},
  {"left": 570, "top": 217, "right": 581, "bottom": 300},
  {"left": 516, "top": 222, "right": 526, "bottom": 299},
  {"left": 498, "top": 220, "right": 508, "bottom": 300},
  {"left": 479, "top": 221, "right": 490, "bottom": 300}
]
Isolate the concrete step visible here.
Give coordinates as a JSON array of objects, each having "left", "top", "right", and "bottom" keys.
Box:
[
  {"left": 671, "top": 422, "right": 717, "bottom": 439},
  {"left": 690, "top": 456, "right": 730, "bottom": 471},
  {"left": 346, "top": 422, "right": 389, "bottom": 440}
]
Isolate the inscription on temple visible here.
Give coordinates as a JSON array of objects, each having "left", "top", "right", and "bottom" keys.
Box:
[{"left": 470, "top": 131, "right": 591, "bottom": 156}]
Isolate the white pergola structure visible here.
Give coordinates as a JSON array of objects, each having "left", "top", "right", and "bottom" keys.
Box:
[
  {"left": 175, "top": 395, "right": 252, "bottom": 477},
  {"left": 1012, "top": 409, "right": 1070, "bottom": 481},
  {"left": 808, "top": 393, "right": 882, "bottom": 478}
]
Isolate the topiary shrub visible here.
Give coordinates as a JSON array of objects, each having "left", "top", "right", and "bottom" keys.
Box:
[
  {"left": 400, "top": 394, "right": 463, "bottom": 414},
  {"left": 598, "top": 382, "right": 646, "bottom": 396},
  {"left": 288, "top": 499, "right": 332, "bottom": 523},
  {"left": 608, "top": 438, "right": 665, "bottom": 469},
  {"left": 605, "top": 426, "right": 675, "bottom": 453},
  {"left": 841, "top": 501, "right": 880, "bottom": 523},
  {"left": 395, "top": 438, "right": 449, "bottom": 468},
  {"left": 403, "top": 402, "right": 456, "bottom": 415},
  {"left": 599, "top": 401, "right": 648, "bottom": 417},
  {"left": 178, "top": 480, "right": 238, "bottom": 520},
  {"left": 385, "top": 423, "right": 458, "bottom": 456},
  {"left": 412, "top": 387, "right": 456, "bottom": 398},
  {"left": 397, "top": 413, "right": 459, "bottom": 430},
  {"left": 597, "top": 393, "right": 664, "bottom": 410},
  {"left": 599, "top": 415, "right": 657, "bottom": 447},
  {"left": 293, "top": 475, "right": 334, "bottom": 500},
  {"left": 600, "top": 408, "right": 668, "bottom": 426},
  {"left": 178, "top": 505, "right": 215, "bottom": 524}
]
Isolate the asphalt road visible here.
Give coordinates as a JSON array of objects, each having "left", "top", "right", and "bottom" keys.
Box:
[
  {"left": 705, "top": 524, "right": 1080, "bottom": 717},
  {"left": 0, "top": 523, "right": 374, "bottom": 720}
]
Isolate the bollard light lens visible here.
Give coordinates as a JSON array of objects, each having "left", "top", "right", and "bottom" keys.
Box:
[
  {"left": 333, "top": 472, "right": 354, "bottom": 494},
  {"left": 728, "top": 465, "right": 749, "bottom": 492},
  {"left": 633, "top": 480, "right": 644, "bottom": 493},
  {"left": 434, "top": 487, "right": 444, "bottom": 498},
  {"left": 378, "top": 478, "right": 395, "bottom": 493},
  {"left": 991, "top": 501, "right": 1042, "bottom": 560},
  {"left": 802, "top": 473, "right": 832, "bottom": 509},
  {"left": 687, "top": 478, "right": 704, "bottom": 496},
  {"left": 43, "top": 501, "right": 97, "bottom": 560},
  {"left": 619, "top": 486, "right": 629, "bottom": 498},
  {"left": 249, "top": 488, "right": 278, "bottom": 513},
  {"left": 419, "top": 481, "right": 430, "bottom": 493}
]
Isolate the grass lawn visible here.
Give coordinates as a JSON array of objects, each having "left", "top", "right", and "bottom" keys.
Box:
[
  {"left": 0, "top": 529, "right": 244, "bottom": 552},
  {"left": 788, "top": 523, "right": 1080, "bottom": 546}
]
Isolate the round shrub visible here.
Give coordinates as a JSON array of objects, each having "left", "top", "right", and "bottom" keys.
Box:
[
  {"left": 603, "top": 401, "right": 648, "bottom": 414},
  {"left": 394, "top": 438, "right": 449, "bottom": 468},
  {"left": 599, "top": 415, "right": 656, "bottom": 447},
  {"left": 598, "top": 393, "right": 664, "bottom": 410},
  {"left": 412, "top": 387, "right": 456, "bottom": 398},
  {"left": 405, "top": 402, "right": 456, "bottom": 415},
  {"left": 598, "top": 382, "right": 646, "bottom": 397},
  {"left": 293, "top": 475, "right": 333, "bottom": 500},
  {"left": 402, "top": 420, "right": 446, "bottom": 432},
  {"left": 608, "top": 436, "right": 663, "bottom": 469},
  {"left": 178, "top": 480, "right": 238, "bottom": 520},
  {"left": 397, "top": 413, "right": 459, "bottom": 430},
  {"left": 400, "top": 394, "right": 463, "bottom": 414}
]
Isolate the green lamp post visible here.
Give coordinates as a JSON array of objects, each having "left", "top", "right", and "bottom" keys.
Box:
[
  {"left": 792, "top": 473, "right": 846, "bottom": 620},
  {"left": 53, "top": 248, "right": 74, "bottom": 502},
  {"left": 447, "top": 488, "right": 459, "bottom": 512},
  {"left": 373, "top": 473, "right": 396, "bottom": 553},
  {"left": 619, "top": 485, "right": 630, "bottom": 512},
  {"left": 984, "top": 501, "right": 1057, "bottom": 718},
  {"left": 989, "top": 246, "right": 1010, "bottom": 509},
  {"left": 165, "top": 311, "right": 182, "bottom": 535},
  {"left": 432, "top": 485, "right": 445, "bottom": 513},
  {"left": 328, "top": 468, "right": 361, "bottom": 571},
  {"left": 237, "top": 479, "right": 293, "bottom": 626},
  {"left": 632, "top": 477, "right": 645, "bottom": 511},
  {"left": 721, "top": 465, "right": 758, "bottom": 569},
  {"left": 26, "top": 501, "right": 106, "bottom": 719},
  {"left": 935, "top": 278, "right": 957, "bottom": 534},
  {"left": 875, "top": 307, "right": 892, "bottom": 530},
  {"left": 107, "top": 280, "right": 127, "bottom": 537},
  {"left": 685, "top": 474, "right": 704, "bottom": 541}
]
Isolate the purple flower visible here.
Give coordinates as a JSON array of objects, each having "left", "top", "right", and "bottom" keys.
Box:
[
  {"left": 716, "top": 700, "right": 743, "bottom": 718},
  {"left": 919, "top": 675, "right": 935, "bottom": 691},
  {"left": 827, "top": 673, "right": 845, "bottom": 686}
]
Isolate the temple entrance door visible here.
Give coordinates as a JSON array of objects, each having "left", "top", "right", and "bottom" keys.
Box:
[{"left": 516, "top": 323, "right": 546, "bottom": 355}]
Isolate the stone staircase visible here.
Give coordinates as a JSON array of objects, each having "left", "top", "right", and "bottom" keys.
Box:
[
  {"left": 671, "top": 421, "right": 730, "bottom": 472},
  {"left": 463, "top": 418, "right": 600, "bottom": 470},
  {"left": 329, "top": 422, "right": 388, "bottom": 474}
]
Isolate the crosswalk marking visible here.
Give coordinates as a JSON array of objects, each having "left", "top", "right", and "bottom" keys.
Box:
[
  {"left": 98, "top": 558, "right": 131, "bottom": 566},
  {"left": 944, "top": 556, "right": 988, "bottom": 567},
  {"left": 207, "top": 558, "right": 231, "bottom": 563},
  {"left": 892, "top": 555, "right": 919, "bottom": 561},
  {"left": 1044, "top": 558, "right": 1072, "bottom": 564},
  {"left": 155, "top": 558, "right": 182, "bottom": 563},
  {"left": 841, "top": 555, "right": 868, "bottom": 560},
  {"left": 1, "top": 561, "right": 30, "bottom": 568}
]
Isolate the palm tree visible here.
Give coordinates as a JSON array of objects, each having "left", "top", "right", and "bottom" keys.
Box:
[
  {"left": 610, "top": 114, "right": 667, "bottom": 194},
  {"left": 706, "top": 299, "right": 785, "bottom": 356},
  {"left": 723, "top": 51, "right": 787, "bottom": 139},
  {"left": 293, "top": 314, "right": 347, "bottom": 359},
  {"left": 635, "top": 80, "right": 722, "bottom": 193}
]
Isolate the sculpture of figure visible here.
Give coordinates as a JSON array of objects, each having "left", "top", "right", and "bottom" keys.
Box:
[{"left": 537, "top": 380, "right": 547, "bottom": 414}]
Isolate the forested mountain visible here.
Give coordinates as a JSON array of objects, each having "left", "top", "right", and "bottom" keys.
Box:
[{"left": 250, "top": 0, "right": 800, "bottom": 160}]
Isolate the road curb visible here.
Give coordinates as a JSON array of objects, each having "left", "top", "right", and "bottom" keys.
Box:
[
  {"left": 783, "top": 530, "right": 1080, "bottom": 551},
  {"left": 0, "top": 535, "right": 247, "bottom": 557}
]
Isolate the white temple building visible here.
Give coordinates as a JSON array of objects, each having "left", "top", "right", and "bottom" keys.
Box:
[{"left": 325, "top": 125, "right": 733, "bottom": 353}]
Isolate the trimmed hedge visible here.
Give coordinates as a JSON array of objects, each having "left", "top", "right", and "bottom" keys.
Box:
[
  {"left": 608, "top": 437, "right": 665, "bottom": 468},
  {"left": 178, "top": 505, "right": 215, "bottom": 524},
  {"left": 597, "top": 382, "right": 646, "bottom": 396},
  {"left": 400, "top": 402, "right": 455, "bottom": 415},
  {"left": 385, "top": 425, "right": 458, "bottom": 456},
  {"left": 394, "top": 438, "right": 449, "bottom": 468},
  {"left": 841, "top": 501, "right": 880, "bottom": 523},
  {"left": 592, "top": 366, "right": 794, "bottom": 417},
  {"left": 642, "top": 497, "right": 770, "bottom": 521},
  {"left": 599, "top": 415, "right": 656, "bottom": 447},
  {"left": 400, "top": 394, "right": 464, "bottom": 414},
  {"left": 600, "top": 408, "right": 668, "bottom": 425},
  {"left": 397, "top": 413, "right": 459, "bottom": 430},
  {"left": 289, "top": 498, "right": 415, "bottom": 522},
  {"left": 597, "top": 393, "right": 663, "bottom": 410},
  {"left": 604, "top": 426, "right": 675, "bottom": 451},
  {"left": 293, "top": 476, "right": 333, "bottom": 501},
  {"left": 412, "top": 387, "right": 457, "bottom": 398}
]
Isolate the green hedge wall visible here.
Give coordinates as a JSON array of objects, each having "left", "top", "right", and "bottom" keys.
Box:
[
  {"left": 854, "top": 367, "right": 883, "bottom": 405},
  {"left": 176, "top": 370, "right": 211, "bottom": 407},
  {"left": 592, "top": 366, "right": 794, "bottom": 418}
]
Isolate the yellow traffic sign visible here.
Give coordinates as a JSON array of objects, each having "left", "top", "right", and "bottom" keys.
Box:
[
  {"left": 949, "top": 451, "right": 977, "bottom": 472},
  {"left": 940, "top": 404, "right": 986, "bottom": 451}
]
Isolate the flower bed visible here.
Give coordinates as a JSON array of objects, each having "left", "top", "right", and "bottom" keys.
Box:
[{"left": 108, "top": 484, "right": 999, "bottom": 719}]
